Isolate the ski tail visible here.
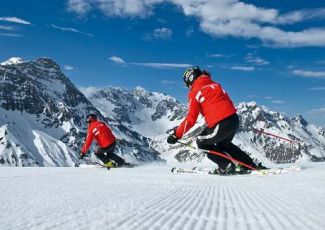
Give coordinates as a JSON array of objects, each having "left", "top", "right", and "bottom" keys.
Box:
[{"left": 171, "top": 165, "right": 302, "bottom": 176}]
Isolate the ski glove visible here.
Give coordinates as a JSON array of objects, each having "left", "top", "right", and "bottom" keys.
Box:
[
  {"left": 79, "top": 152, "right": 86, "bottom": 159},
  {"left": 167, "top": 133, "right": 179, "bottom": 144}
]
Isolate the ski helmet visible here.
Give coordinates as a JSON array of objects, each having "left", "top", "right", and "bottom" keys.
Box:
[
  {"left": 86, "top": 114, "right": 97, "bottom": 124},
  {"left": 183, "top": 66, "right": 202, "bottom": 87}
]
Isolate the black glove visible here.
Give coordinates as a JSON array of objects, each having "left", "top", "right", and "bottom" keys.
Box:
[
  {"left": 79, "top": 152, "right": 86, "bottom": 159},
  {"left": 167, "top": 133, "right": 179, "bottom": 144}
]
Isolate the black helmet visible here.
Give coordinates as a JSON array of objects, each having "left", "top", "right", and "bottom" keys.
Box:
[
  {"left": 86, "top": 114, "right": 97, "bottom": 124},
  {"left": 183, "top": 66, "right": 202, "bottom": 87}
]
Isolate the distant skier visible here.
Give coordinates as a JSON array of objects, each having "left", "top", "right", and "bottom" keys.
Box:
[
  {"left": 80, "top": 114, "right": 132, "bottom": 168},
  {"left": 167, "top": 66, "right": 266, "bottom": 175}
]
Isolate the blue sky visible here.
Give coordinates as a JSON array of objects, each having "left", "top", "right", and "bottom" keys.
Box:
[{"left": 0, "top": 0, "right": 325, "bottom": 126}]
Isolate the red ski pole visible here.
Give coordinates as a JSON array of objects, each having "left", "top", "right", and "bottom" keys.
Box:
[
  {"left": 177, "top": 141, "right": 257, "bottom": 171},
  {"left": 254, "top": 129, "right": 298, "bottom": 144}
]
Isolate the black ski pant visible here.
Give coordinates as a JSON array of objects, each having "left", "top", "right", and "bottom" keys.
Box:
[
  {"left": 94, "top": 142, "right": 126, "bottom": 166},
  {"left": 196, "top": 113, "right": 256, "bottom": 170}
]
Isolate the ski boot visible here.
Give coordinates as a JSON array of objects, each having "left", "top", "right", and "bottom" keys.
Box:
[
  {"left": 235, "top": 165, "right": 252, "bottom": 174},
  {"left": 255, "top": 162, "right": 269, "bottom": 170},
  {"left": 120, "top": 162, "right": 137, "bottom": 168},
  {"left": 103, "top": 160, "right": 118, "bottom": 169},
  {"left": 214, "top": 163, "right": 237, "bottom": 175}
]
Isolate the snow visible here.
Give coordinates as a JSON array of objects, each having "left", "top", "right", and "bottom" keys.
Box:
[
  {"left": 0, "top": 108, "right": 78, "bottom": 167},
  {"left": 0, "top": 163, "right": 324, "bottom": 230},
  {"left": 1, "top": 57, "right": 24, "bottom": 66}
]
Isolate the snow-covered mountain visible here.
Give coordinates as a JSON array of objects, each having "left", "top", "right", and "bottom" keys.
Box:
[
  {"left": 85, "top": 87, "right": 325, "bottom": 164},
  {"left": 82, "top": 86, "right": 187, "bottom": 138},
  {"left": 0, "top": 56, "right": 324, "bottom": 167},
  {"left": 0, "top": 57, "right": 161, "bottom": 167}
]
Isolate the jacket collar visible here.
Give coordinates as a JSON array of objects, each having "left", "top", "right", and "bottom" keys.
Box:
[{"left": 190, "top": 75, "right": 213, "bottom": 90}]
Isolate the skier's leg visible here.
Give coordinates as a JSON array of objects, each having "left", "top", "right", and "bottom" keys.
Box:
[
  {"left": 108, "top": 153, "right": 126, "bottom": 166},
  {"left": 225, "top": 143, "right": 268, "bottom": 169},
  {"left": 94, "top": 147, "right": 110, "bottom": 164},
  {"left": 206, "top": 146, "right": 232, "bottom": 170},
  {"left": 216, "top": 114, "right": 257, "bottom": 169},
  {"left": 103, "top": 143, "right": 127, "bottom": 166},
  {"left": 224, "top": 142, "right": 257, "bottom": 168},
  {"left": 196, "top": 123, "right": 234, "bottom": 171}
]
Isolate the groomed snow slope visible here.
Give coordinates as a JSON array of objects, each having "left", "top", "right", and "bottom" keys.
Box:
[{"left": 0, "top": 163, "right": 324, "bottom": 230}]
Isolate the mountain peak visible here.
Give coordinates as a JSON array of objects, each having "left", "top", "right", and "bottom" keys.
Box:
[
  {"left": 134, "top": 86, "right": 146, "bottom": 92},
  {"left": 291, "top": 114, "right": 308, "bottom": 126},
  {"left": 1, "top": 57, "right": 24, "bottom": 66},
  {"left": 133, "top": 86, "right": 150, "bottom": 95},
  {"left": 34, "top": 57, "right": 60, "bottom": 70}
]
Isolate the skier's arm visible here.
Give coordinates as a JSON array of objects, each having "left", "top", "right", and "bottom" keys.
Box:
[
  {"left": 81, "top": 131, "right": 94, "bottom": 154},
  {"left": 175, "top": 96, "right": 200, "bottom": 138}
]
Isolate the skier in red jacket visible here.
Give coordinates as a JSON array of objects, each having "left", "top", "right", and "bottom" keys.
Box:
[
  {"left": 80, "top": 114, "right": 131, "bottom": 168},
  {"left": 167, "top": 66, "right": 266, "bottom": 174}
]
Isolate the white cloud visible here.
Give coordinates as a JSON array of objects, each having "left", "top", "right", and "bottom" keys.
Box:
[
  {"left": 231, "top": 66, "right": 255, "bottom": 71},
  {"left": 67, "top": 0, "right": 325, "bottom": 47},
  {"left": 173, "top": 1, "right": 325, "bottom": 47},
  {"left": 308, "top": 108, "right": 325, "bottom": 114},
  {"left": 0, "top": 16, "right": 32, "bottom": 25},
  {"left": 292, "top": 69, "right": 325, "bottom": 79},
  {"left": 308, "top": 87, "right": 325, "bottom": 91},
  {"left": 68, "top": 0, "right": 164, "bottom": 18},
  {"left": 0, "top": 25, "right": 15, "bottom": 31},
  {"left": 185, "top": 27, "right": 194, "bottom": 36},
  {"left": 275, "top": 8, "right": 325, "bottom": 24},
  {"left": 245, "top": 53, "right": 269, "bottom": 65},
  {"left": 67, "top": 0, "right": 92, "bottom": 15},
  {"left": 109, "top": 56, "right": 126, "bottom": 64},
  {"left": 109, "top": 56, "right": 188, "bottom": 68},
  {"left": 132, "top": 62, "right": 191, "bottom": 68},
  {"left": 161, "top": 80, "right": 177, "bottom": 85},
  {"left": 0, "top": 33, "right": 22, "bottom": 37},
  {"left": 153, "top": 27, "right": 172, "bottom": 39},
  {"left": 264, "top": 96, "right": 285, "bottom": 104},
  {"left": 50, "top": 24, "right": 93, "bottom": 36},
  {"left": 63, "top": 65, "right": 75, "bottom": 71},
  {"left": 208, "top": 53, "right": 234, "bottom": 58},
  {"left": 144, "top": 27, "right": 173, "bottom": 40},
  {"left": 208, "top": 54, "right": 224, "bottom": 58},
  {"left": 271, "top": 100, "right": 286, "bottom": 104}
]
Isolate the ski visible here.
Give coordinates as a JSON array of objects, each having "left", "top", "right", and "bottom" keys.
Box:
[
  {"left": 171, "top": 165, "right": 302, "bottom": 176},
  {"left": 251, "top": 165, "right": 301, "bottom": 176},
  {"left": 171, "top": 167, "right": 212, "bottom": 174},
  {"left": 76, "top": 163, "right": 108, "bottom": 169},
  {"left": 77, "top": 162, "right": 137, "bottom": 169}
]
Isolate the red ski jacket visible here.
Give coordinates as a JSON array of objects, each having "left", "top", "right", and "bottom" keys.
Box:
[
  {"left": 81, "top": 120, "right": 116, "bottom": 154},
  {"left": 175, "top": 75, "right": 237, "bottom": 138}
]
